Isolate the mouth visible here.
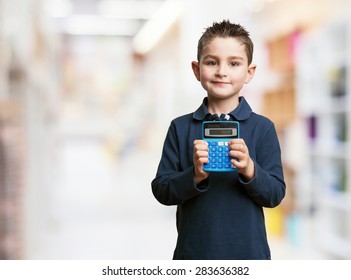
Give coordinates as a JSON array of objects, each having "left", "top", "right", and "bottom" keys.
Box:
[{"left": 212, "top": 81, "right": 230, "bottom": 86}]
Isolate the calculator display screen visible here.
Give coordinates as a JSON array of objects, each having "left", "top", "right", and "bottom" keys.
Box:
[
  {"left": 203, "top": 121, "right": 239, "bottom": 139},
  {"left": 208, "top": 128, "right": 237, "bottom": 136}
]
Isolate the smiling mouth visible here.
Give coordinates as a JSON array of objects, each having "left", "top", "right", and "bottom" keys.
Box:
[{"left": 212, "top": 81, "right": 230, "bottom": 85}]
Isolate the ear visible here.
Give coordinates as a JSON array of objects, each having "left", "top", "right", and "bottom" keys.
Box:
[
  {"left": 245, "top": 63, "right": 257, "bottom": 84},
  {"left": 191, "top": 61, "right": 201, "bottom": 81}
]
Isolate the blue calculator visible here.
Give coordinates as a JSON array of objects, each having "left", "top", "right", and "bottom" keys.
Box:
[{"left": 202, "top": 121, "right": 240, "bottom": 172}]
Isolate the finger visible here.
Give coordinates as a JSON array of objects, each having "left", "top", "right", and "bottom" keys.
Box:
[
  {"left": 199, "top": 157, "right": 209, "bottom": 164},
  {"left": 229, "top": 144, "right": 247, "bottom": 154},
  {"left": 194, "top": 150, "right": 209, "bottom": 159},
  {"left": 194, "top": 139, "right": 208, "bottom": 146},
  {"left": 194, "top": 142, "right": 209, "bottom": 152},
  {"left": 231, "top": 158, "right": 244, "bottom": 169},
  {"left": 228, "top": 138, "right": 245, "bottom": 145},
  {"left": 229, "top": 150, "right": 244, "bottom": 161},
  {"left": 194, "top": 156, "right": 209, "bottom": 167},
  {"left": 230, "top": 143, "right": 242, "bottom": 150}
]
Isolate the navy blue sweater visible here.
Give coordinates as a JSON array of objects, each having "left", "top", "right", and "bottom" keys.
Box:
[{"left": 151, "top": 97, "right": 286, "bottom": 260}]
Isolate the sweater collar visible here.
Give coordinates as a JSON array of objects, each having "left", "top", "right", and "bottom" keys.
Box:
[{"left": 193, "top": 96, "right": 252, "bottom": 121}]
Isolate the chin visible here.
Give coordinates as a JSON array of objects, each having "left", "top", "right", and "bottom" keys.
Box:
[{"left": 209, "top": 93, "right": 237, "bottom": 99}]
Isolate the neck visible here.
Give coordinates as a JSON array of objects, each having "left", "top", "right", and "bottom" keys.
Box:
[{"left": 207, "top": 96, "right": 240, "bottom": 116}]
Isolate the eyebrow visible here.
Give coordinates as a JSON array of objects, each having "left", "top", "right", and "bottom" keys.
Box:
[{"left": 203, "top": 54, "right": 244, "bottom": 61}]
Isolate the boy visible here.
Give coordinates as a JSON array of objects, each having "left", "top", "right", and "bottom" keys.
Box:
[{"left": 151, "top": 20, "right": 286, "bottom": 260}]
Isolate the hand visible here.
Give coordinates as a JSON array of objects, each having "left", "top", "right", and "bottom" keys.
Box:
[
  {"left": 228, "top": 138, "right": 255, "bottom": 181},
  {"left": 193, "top": 140, "right": 209, "bottom": 184}
]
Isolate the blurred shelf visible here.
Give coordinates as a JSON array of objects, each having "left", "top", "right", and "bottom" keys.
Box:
[
  {"left": 318, "top": 192, "right": 351, "bottom": 210},
  {"left": 309, "top": 142, "right": 348, "bottom": 159},
  {"left": 295, "top": 17, "right": 351, "bottom": 259}
]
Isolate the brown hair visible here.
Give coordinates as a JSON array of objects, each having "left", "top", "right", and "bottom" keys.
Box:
[{"left": 197, "top": 20, "right": 254, "bottom": 65}]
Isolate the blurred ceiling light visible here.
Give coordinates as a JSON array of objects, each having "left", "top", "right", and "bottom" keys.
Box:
[
  {"left": 97, "top": 0, "right": 164, "bottom": 19},
  {"left": 133, "top": 0, "right": 183, "bottom": 55},
  {"left": 43, "top": 0, "right": 73, "bottom": 18},
  {"left": 62, "top": 15, "right": 141, "bottom": 36}
]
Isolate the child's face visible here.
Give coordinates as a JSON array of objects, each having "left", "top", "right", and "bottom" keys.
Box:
[{"left": 192, "top": 37, "right": 256, "bottom": 101}]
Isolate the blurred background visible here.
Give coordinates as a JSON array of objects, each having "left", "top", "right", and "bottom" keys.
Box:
[{"left": 0, "top": 0, "right": 350, "bottom": 260}]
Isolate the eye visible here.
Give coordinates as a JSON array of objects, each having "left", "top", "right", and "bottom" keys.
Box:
[
  {"left": 205, "top": 60, "right": 217, "bottom": 66},
  {"left": 230, "top": 61, "right": 240, "bottom": 67}
]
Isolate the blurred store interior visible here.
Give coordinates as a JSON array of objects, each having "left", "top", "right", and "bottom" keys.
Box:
[{"left": 0, "top": 0, "right": 351, "bottom": 259}]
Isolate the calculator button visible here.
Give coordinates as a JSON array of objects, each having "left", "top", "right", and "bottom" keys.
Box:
[
  {"left": 204, "top": 140, "right": 237, "bottom": 171},
  {"left": 209, "top": 152, "right": 216, "bottom": 158}
]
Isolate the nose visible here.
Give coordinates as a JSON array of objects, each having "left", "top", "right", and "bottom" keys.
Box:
[{"left": 216, "top": 64, "right": 227, "bottom": 77}]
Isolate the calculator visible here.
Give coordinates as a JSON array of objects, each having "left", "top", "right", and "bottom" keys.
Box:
[{"left": 202, "top": 121, "right": 240, "bottom": 172}]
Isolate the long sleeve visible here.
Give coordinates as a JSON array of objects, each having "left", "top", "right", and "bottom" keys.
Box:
[
  {"left": 151, "top": 118, "right": 208, "bottom": 206},
  {"left": 239, "top": 123, "right": 286, "bottom": 208}
]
